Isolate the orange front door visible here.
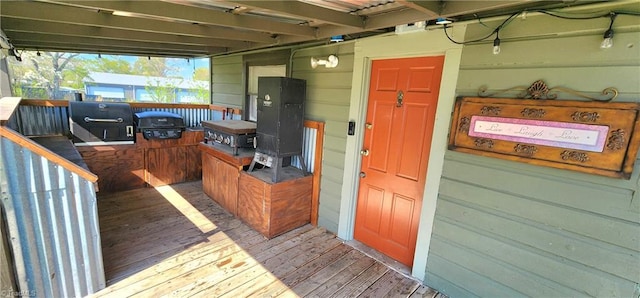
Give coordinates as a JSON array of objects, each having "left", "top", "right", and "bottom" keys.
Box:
[{"left": 354, "top": 56, "right": 444, "bottom": 266}]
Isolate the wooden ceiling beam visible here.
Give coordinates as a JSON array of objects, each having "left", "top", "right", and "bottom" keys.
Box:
[
  {"left": 437, "top": 0, "right": 546, "bottom": 18},
  {"left": 1, "top": 18, "right": 253, "bottom": 49},
  {"left": 276, "top": 8, "right": 437, "bottom": 45},
  {"left": 226, "top": 0, "right": 365, "bottom": 28},
  {"left": 1, "top": 1, "right": 276, "bottom": 44},
  {"left": 46, "top": 0, "right": 317, "bottom": 37},
  {"left": 8, "top": 41, "right": 211, "bottom": 57},
  {"left": 396, "top": 0, "right": 441, "bottom": 16},
  {"left": 8, "top": 32, "right": 228, "bottom": 54}
]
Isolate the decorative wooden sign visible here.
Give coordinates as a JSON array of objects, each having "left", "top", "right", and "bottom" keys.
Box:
[{"left": 449, "top": 83, "right": 640, "bottom": 179}]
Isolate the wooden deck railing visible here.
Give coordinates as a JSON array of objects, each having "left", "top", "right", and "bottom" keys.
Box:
[
  {"left": 1, "top": 97, "right": 104, "bottom": 296},
  {"left": 0, "top": 97, "right": 22, "bottom": 125},
  {"left": 1, "top": 97, "right": 98, "bottom": 182}
]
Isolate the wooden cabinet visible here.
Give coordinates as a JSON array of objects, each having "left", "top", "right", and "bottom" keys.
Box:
[
  {"left": 77, "top": 146, "right": 146, "bottom": 192},
  {"left": 202, "top": 153, "right": 241, "bottom": 215},
  {"left": 147, "top": 147, "right": 187, "bottom": 187},
  {"left": 238, "top": 171, "right": 312, "bottom": 238},
  {"left": 199, "top": 143, "right": 253, "bottom": 216},
  {"left": 140, "top": 130, "right": 203, "bottom": 187},
  {"left": 78, "top": 130, "right": 203, "bottom": 192}
]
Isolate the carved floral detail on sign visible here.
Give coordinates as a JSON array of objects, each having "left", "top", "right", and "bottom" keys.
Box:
[
  {"left": 480, "top": 106, "right": 501, "bottom": 116},
  {"left": 521, "top": 108, "right": 546, "bottom": 118},
  {"left": 571, "top": 111, "right": 600, "bottom": 123},
  {"left": 459, "top": 117, "right": 470, "bottom": 133},
  {"left": 606, "top": 129, "right": 626, "bottom": 151},
  {"left": 560, "top": 150, "right": 589, "bottom": 163},
  {"left": 514, "top": 144, "right": 538, "bottom": 156},
  {"left": 474, "top": 138, "right": 494, "bottom": 149}
]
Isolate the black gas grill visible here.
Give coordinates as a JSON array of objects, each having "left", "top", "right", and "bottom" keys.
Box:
[
  {"left": 134, "top": 111, "right": 185, "bottom": 140},
  {"left": 69, "top": 101, "right": 135, "bottom": 146},
  {"left": 202, "top": 120, "right": 256, "bottom": 155}
]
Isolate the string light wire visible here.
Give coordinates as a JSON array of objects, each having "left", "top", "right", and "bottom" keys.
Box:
[{"left": 442, "top": 9, "right": 639, "bottom": 46}]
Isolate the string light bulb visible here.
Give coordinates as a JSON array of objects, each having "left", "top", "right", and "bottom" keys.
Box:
[
  {"left": 600, "top": 13, "right": 617, "bottom": 49},
  {"left": 492, "top": 33, "right": 501, "bottom": 55}
]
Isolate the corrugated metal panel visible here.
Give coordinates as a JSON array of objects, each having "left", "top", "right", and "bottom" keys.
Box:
[
  {"left": 292, "top": 126, "right": 317, "bottom": 173},
  {"left": 0, "top": 137, "right": 105, "bottom": 297},
  {"left": 13, "top": 105, "right": 70, "bottom": 136},
  {"left": 11, "top": 104, "right": 241, "bottom": 135},
  {"left": 132, "top": 106, "right": 213, "bottom": 127}
]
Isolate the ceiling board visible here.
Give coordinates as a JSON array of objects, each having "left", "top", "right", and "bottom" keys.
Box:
[{"left": 0, "top": 0, "right": 624, "bottom": 57}]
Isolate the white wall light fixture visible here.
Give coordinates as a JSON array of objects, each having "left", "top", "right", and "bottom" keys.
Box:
[{"left": 310, "top": 55, "right": 339, "bottom": 69}]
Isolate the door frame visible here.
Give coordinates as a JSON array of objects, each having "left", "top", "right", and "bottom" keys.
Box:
[{"left": 337, "top": 25, "right": 466, "bottom": 281}]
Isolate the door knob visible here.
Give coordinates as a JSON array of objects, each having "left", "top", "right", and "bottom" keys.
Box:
[
  {"left": 360, "top": 149, "right": 369, "bottom": 156},
  {"left": 359, "top": 172, "right": 366, "bottom": 178},
  {"left": 365, "top": 123, "right": 373, "bottom": 129}
]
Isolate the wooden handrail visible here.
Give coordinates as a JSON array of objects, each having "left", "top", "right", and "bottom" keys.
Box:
[
  {"left": 0, "top": 97, "right": 22, "bottom": 125},
  {"left": 19, "top": 99, "right": 69, "bottom": 107},
  {"left": 0, "top": 126, "right": 98, "bottom": 183},
  {"left": 17, "top": 99, "right": 243, "bottom": 115}
]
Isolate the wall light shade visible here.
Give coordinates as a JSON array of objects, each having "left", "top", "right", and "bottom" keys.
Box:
[{"left": 310, "top": 55, "right": 339, "bottom": 69}]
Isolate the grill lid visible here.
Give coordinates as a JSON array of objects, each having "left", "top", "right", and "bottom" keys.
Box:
[
  {"left": 69, "top": 101, "right": 135, "bottom": 145},
  {"left": 202, "top": 120, "right": 256, "bottom": 135},
  {"left": 134, "top": 111, "right": 185, "bottom": 129}
]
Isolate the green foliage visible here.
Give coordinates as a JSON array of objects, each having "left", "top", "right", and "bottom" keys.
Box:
[
  {"left": 89, "top": 56, "right": 134, "bottom": 74},
  {"left": 8, "top": 51, "right": 81, "bottom": 99},
  {"left": 133, "top": 57, "right": 180, "bottom": 77},
  {"left": 144, "top": 78, "right": 181, "bottom": 103},
  {"left": 187, "top": 80, "right": 210, "bottom": 103},
  {"left": 193, "top": 67, "right": 209, "bottom": 81}
]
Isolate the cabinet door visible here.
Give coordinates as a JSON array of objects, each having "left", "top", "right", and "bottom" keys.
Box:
[
  {"left": 238, "top": 172, "right": 267, "bottom": 235},
  {"left": 202, "top": 153, "right": 239, "bottom": 215},
  {"left": 147, "top": 147, "right": 187, "bottom": 187},
  {"left": 218, "top": 160, "right": 240, "bottom": 215},
  {"left": 202, "top": 153, "right": 217, "bottom": 200},
  {"left": 185, "top": 145, "right": 202, "bottom": 181}
]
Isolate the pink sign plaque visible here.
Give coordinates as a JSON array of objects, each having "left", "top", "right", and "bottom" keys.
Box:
[{"left": 468, "top": 116, "right": 609, "bottom": 152}]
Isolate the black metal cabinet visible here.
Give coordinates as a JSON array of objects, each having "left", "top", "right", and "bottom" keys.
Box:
[
  {"left": 249, "top": 77, "right": 308, "bottom": 183},
  {"left": 256, "top": 77, "right": 306, "bottom": 157}
]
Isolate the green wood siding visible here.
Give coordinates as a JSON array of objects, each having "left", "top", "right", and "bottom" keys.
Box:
[
  {"left": 211, "top": 55, "right": 243, "bottom": 108},
  {"left": 291, "top": 43, "right": 355, "bottom": 233},
  {"left": 209, "top": 44, "right": 354, "bottom": 233},
  {"left": 426, "top": 10, "right": 640, "bottom": 297}
]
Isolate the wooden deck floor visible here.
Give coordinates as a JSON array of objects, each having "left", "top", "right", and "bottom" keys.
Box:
[{"left": 91, "top": 181, "right": 442, "bottom": 298}]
